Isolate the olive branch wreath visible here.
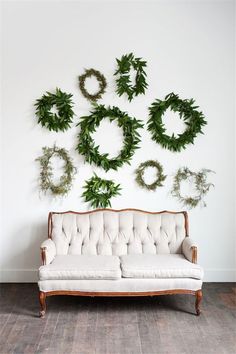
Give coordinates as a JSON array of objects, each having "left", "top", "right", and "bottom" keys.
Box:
[
  {"left": 79, "top": 68, "right": 107, "bottom": 101},
  {"left": 135, "top": 160, "right": 166, "bottom": 191}
]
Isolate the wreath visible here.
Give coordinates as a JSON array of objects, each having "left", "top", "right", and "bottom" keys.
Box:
[
  {"left": 79, "top": 68, "right": 107, "bottom": 101},
  {"left": 82, "top": 174, "right": 121, "bottom": 208},
  {"left": 171, "top": 167, "right": 214, "bottom": 209},
  {"left": 135, "top": 160, "right": 166, "bottom": 191},
  {"left": 76, "top": 104, "right": 143, "bottom": 171},
  {"left": 36, "top": 145, "right": 77, "bottom": 196},
  {"left": 35, "top": 88, "right": 75, "bottom": 132},
  {"left": 114, "top": 53, "right": 148, "bottom": 101},
  {"left": 147, "top": 93, "right": 207, "bottom": 152}
]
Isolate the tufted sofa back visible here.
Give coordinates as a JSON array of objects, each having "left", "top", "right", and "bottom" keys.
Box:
[{"left": 49, "top": 209, "right": 188, "bottom": 256}]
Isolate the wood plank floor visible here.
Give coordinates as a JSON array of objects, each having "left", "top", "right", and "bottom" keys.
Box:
[{"left": 0, "top": 283, "right": 235, "bottom": 354}]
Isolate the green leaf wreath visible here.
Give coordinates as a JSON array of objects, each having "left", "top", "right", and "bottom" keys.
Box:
[
  {"left": 147, "top": 93, "right": 207, "bottom": 152},
  {"left": 171, "top": 167, "right": 214, "bottom": 209},
  {"left": 36, "top": 145, "right": 77, "bottom": 196},
  {"left": 76, "top": 104, "right": 143, "bottom": 171},
  {"left": 79, "top": 68, "right": 107, "bottom": 101},
  {"left": 114, "top": 53, "right": 148, "bottom": 101},
  {"left": 35, "top": 88, "right": 75, "bottom": 132},
  {"left": 135, "top": 160, "right": 166, "bottom": 191},
  {"left": 82, "top": 174, "right": 121, "bottom": 208}
]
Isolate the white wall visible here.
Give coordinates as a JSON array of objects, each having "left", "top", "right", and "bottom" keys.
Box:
[{"left": 1, "top": 0, "right": 235, "bottom": 282}]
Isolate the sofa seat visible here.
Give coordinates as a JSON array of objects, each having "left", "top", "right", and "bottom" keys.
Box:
[
  {"left": 39, "top": 255, "right": 121, "bottom": 280},
  {"left": 120, "top": 254, "right": 204, "bottom": 280}
]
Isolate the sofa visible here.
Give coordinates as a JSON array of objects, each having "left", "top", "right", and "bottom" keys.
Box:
[{"left": 38, "top": 209, "right": 203, "bottom": 317}]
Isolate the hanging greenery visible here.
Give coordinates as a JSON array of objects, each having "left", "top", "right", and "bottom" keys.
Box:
[
  {"left": 171, "top": 167, "right": 214, "bottom": 209},
  {"left": 35, "top": 88, "right": 75, "bottom": 132},
  {"left": 82, "top": 174, "right": 121, "bottom": 208},
  {"left": 114, "top": 53, "right": 148, "bottom": 101},
  {"left": 147, "top": 93, "right": 207, "bottom": 152},
  {"left": 36, "top": 145, "right": 77, "bottom": 196},
  {"left": 79, "top": 68, "right": 107, "bottom": 101},
  {"left": 135, "top": 160, "right": 166, "bottom": 191},
  {"left": 76, "top": 104, "right": 143, "bottom": 171}
]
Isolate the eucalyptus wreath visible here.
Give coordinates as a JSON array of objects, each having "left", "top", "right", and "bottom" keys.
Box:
[
  {"left": 171, "top": 167, "right": 214, "bottom": 209},
  {"left": 35, "top": 88, "right": 75, "bottom": 132},
  {"left": 114, "top": 53, "right": 148, "bottom": 101},
  {"left": 82, "top": 174, "right": 121, "bottom": 208},
  {"left": 79, "top": 68, "right": 107, "bottom": 101},
  {"left": 36, "top": 145, "right": 77, "bottom": 196},
  {"left": 135, "top": 160, "right": 166, "bottom": 191},
  {"left": 76, "top": 104, "right": 143, "bottom": 171},
  {"left": 147, "top": 93, "right": 207, "bottom": 152}
]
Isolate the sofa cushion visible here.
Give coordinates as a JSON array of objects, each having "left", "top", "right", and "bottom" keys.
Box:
[
  {"left": 120, "top": 254, "right": 204, "bottom": 280},
  {"left": 39, "top": 255, "right": 121, "bottom": 280}
]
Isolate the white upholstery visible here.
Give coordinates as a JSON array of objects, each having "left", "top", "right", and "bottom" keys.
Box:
[
  {"left": 40, "top": 238, "right": 56, "bottom": 265},
  {"left": 39, "top": 255, "right": 121, "bottom": 280},
  {"left": 182, "top": 237, "right": 197, "bottom": 262},
  {"left": 50, "top": 211, "right": 186, "bottom": 256},
  {"left": 38, "top": 278, "right": 202, "bottom": 292},
  {"left": 120, "top": 254, "right": 203, "bottom": 280}
]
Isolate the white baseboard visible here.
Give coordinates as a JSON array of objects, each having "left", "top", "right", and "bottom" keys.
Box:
[{"left": 0, "top": 268, "right": 235, "bottom": 283}]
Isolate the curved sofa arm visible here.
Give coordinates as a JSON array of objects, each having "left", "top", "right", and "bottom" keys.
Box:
[
  {"left": 182, "top": 237, "right": 198, "bottom": 263},
  {"left": 40, "top": 239, "right": 56, "bottom": 265}
]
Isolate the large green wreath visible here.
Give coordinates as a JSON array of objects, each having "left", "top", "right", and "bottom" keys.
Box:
[
  {"left": 35, "top": 88, "right": 75, "bottom": 132},
  {"left": 82, "top": 174, "right": 121, "bottom": 208},
  {"left": 171, "top": 167, "right": 214, "bottom": 209},
  {"left": 79, "top": 68, "right": 107, "bottom": 101},
  {"left": 147, "top": 93, "right": 207, "bottom": 152},
  {"left": 114, "top": 53, "right": 148, "bottom": 101},
  {"left": 135, "top": 160, "right": 166, "bottom": 191},
  {"left": 76, "top": 104, "right": 143, "bottom": 171},
  {"left": 36, "top": 145, "right": 77, "bottom": 196}
]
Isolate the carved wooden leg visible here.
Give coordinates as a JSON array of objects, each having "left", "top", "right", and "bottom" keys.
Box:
[
  {"left": 39, "top": 291, "right": 46, "bottom": 318},
  {"left": 195, "top": 290, "right": 202, "bottom": 316}
]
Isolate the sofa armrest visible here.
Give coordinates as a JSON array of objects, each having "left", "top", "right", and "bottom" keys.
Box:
[
  {"left": 182, "top": 237, "right": 198, "bottom": 263},
  {"left": 40, "top": 239, "right": 56, "bottom": 265}
]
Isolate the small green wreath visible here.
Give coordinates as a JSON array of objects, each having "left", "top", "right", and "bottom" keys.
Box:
[
  {"left": 147, "top": 93, "right": 207, "bottom": 152},
  {"left": 171, "top": 167, "right": 214, "bottom": 209},
  {"left": 79, "top": 68, "right": 107, "bottom": 101},
  {"left": 82, "top": 174, "right": 121, "bottom": 208},
  {"left": 36, "top": 145, "right": 77, "bottom": 196},
  {"left": 114, "top": 53, "right": 148, "bottom": 101},
  {"left": 135, "top": 160, "right": 166, "bottom": 191},
  {"left": 35, "top": 88, "right": 75, "bottom": 132},
  {"left": 76, "top": 104, "right": 143, "bottom": 171}
]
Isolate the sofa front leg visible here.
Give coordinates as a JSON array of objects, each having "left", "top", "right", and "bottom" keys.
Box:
[
  {"left": 39, "top": 291, "right": 46, "bottom": 318},
  {"left": 195, "top": 290, "right": 202, "bottom": 316}
]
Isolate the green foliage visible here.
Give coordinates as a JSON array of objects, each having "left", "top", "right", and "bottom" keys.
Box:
[
  {"left": 36, "top": 145, "right": 77, "bottom": 196},
  {"left": 76, "top": 104, "right": 143, "bottom": 171},
  {"left": 147, "top": 93, "right": 207, "bottom": 152},
  {"left": 135, "top": 160, "right": 166, "bottom": 191},
  {"left": 82, "top": 174, "right": 121, "bottom": 208},
  {"left": 171, "top": 167, "right": 214, "bottom": 209},
  {"left": 114, "top": 53, "right": 148, "bottom": 101},
  {"left": 35, "top": 88, "right": 75, "bottom": 132},
  {"left": 79, "top": 68, "right": 107, "bottom": 101}
]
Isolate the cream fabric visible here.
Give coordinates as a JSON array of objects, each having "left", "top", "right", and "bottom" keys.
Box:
[
  {"left": 39, "top": 255, "right": 121, "bottom": 280},
  {"left": 38, "top": 278, "right": 202, "bottom": 292},
  {"left": 120, "top": 254, "right": 203, "bottom": 280},
  {"left": 40, "top": 239, "right": 56, "bottom": 265},
  {"left": 51, "top": 211, "right": 186, "bottom": 256},
  {"left": 182, "top": 237, "right": 197, "bottom": 262}
]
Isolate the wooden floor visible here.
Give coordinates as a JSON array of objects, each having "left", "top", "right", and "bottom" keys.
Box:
[{"left": 0, "top": 283, "right": 235, "bottom": 354}]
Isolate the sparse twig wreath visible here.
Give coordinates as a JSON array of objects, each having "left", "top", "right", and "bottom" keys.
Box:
[
  {"left": 79, "top": 69, "right": 107, "bottom": 101},
  {"left": 76, "top": 104, "right": 143, "bottom": 171},
  {"left": 36, "top": 145, "right": 77, "bottom": 196},
  {"left": 114, "top": 53, "right": 148, "bottom": 101},
  {"left": 147, "top": 92, "right": 207, "bottom": 152},
  {"left": 135, "top": 160, "right": 166, "bottom": 191},
  {"left": 82, "top": 174, "right": 121, "bottom": 208},
  {"left": 171, "top": 167, "right": 214, "bottom": 209},
  {"left": 35, "top": 88, "right": 75, "bottom": 132}
]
